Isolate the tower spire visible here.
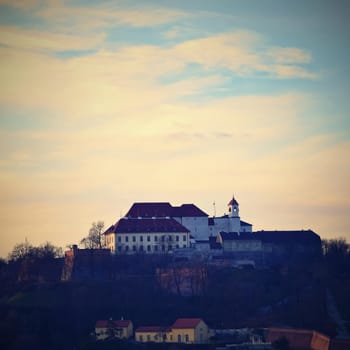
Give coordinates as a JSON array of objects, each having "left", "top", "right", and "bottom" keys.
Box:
[{"left": 228, "top": 193, "right": 239, "bottom": 218}]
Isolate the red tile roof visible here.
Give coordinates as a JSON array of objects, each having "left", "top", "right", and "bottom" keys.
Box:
[
  {"left": 125, "top": 202, "right": 208, "bottom": 218},
  {"left": 105, "top": 217, "right": 189, "bottom": 234},
  {"left": 172, "top": 204, "right": 208, "bottom": 217},
  {"left": 267, "top": 327, "right": 330, "bottom": 350},
  {"left": 126, "top": 202, "right": 173, "bottom": 218},
  {"left": 267, "top": 328, "right": 313, "bottom": 348},
  {"left": 171, "top": 318, "right": 202, "bottom": 329},
  {"left": 95, "top": 320, "right": 131, "bottom": 328}
]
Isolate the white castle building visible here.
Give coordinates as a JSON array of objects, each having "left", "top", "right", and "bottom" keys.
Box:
[{"left": 104, "top": 195, "right": 252, "bottom": 254}]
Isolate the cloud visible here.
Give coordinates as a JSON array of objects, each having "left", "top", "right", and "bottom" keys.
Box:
[
  {"left": 265, "top": 47, "right": 312, "bottom": 64},
  {"left": 0, "top": 3, "right": 328, "bottom": 257},
  {"left": 171, "top": 32, "right": 317, "bottom": 79},
  {"left": 0, "top": 0, "right": 40, "bottom": 9},
  {"left": 0, "top": 27, "right": 316, "bottom": 122},
  {"left": 0, "top": 26, "right": 105, "bottom": 52},
  {"left": 36, "top": 4, "right": 188, "bottom": 30}
]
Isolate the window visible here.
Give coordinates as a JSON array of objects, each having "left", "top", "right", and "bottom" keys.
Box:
[
  {"left": 133, "top": 236, "right": 136, "bottom": 242},
  {"left": 125, "top": 246, "right": 129, "bottom": 251},
  {"left": 139, "top": 335, "right": 143, "bottom": 342},
  {"left": 154, "top": 245, "right": 158, "bottom": 251},
  {"left": 176, "top": 235, "right": 179, "bottom": 241},
  {"left": 140, "top": 236, "right": 143, "bottom": 242},
  {"left": 147, "top": 245, "right": 151, "bottom": 251},
  {"left": 154, "top": 236, "right": 158, "bottom": 242},
  {"left": 183, "top": 244, "right": 186, "bottom": 248},
  {"left": 178, "top": 334, "right": 181, "bottom": 342},
  {"left": 147, "top": 335, "right": 150, "bottom": 341},
  {"left": 125, "top": 236, "right": 129, "bottom": 242},
  {"left": 140, "top": 245, "right": 144, "bottom": 251},
  {"left": 185, "top": 334, "right": 189, "bottom": 343},
  {"left": 168, "top": 245, "right": 172, "bottom": 251},
  {"left": 162, "top": 245, "right": 165, "bottom": 251},
  {"left": 133, "top": 246, "right": 136, "bottom": 251},
  {"left": 118, "top": 246, "right": 122, "bottom": 252},
  {"left": 118, "top": 236, "right": 121, "bottom": 242},
  {"left": 170, "top": 335, "right": 173, "bottom": 341},
  {"left": 154, "top": 335, "right": 158, "bottom": 341},
  {"left": 176, "top": 244, "right": 179, "bottom": 249},
  {"left": 147, "top": 236, "right": 150, "bottom": 242},
  {"left": 183, "top": 235, "right": 186, "bottom": 241}
]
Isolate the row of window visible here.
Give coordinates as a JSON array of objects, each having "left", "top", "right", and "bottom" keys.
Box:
[
  {"left": 138, "top": 334, "right": 190, "bottom": 342},
  {"left": 118, "top": 235, "right": 187, "bottom": 243},
  {"left": 117, "top": 244, "right": 187, "bottom": 252}
]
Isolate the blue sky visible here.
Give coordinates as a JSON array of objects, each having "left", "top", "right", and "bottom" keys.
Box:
[{"left": 0, "top": 0, "right": 349, "bottom": 257}]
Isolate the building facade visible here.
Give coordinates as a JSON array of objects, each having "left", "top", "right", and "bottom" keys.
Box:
[
  {"left": 104, "top": 217, "right": 190, "bottom": 254},
  {"left": 217, "top": 230, "right": 322, "bottom": 267},
  {"left": 95, "top": 319, "right": 133, "bottom": 340},
  {"left": 104, "top": 195, "right": 252, "bottom": 254},
  {"left": 135, "top": 318, "right": 210, "bottom": 344}
]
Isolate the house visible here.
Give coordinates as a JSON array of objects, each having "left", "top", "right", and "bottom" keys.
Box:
[
  {"left": 135, "top": 326, "right": 169, "bottom": 343},
  {"left": 171, "top": 318, "right": 210, "bottom": 344},
  {"left": 266, "top": 327, "right": 330, "bottom": 350},
  {"left": 104, "top": 195, "right": 253, "bottom": 253},
  {"left": 135, "top": 318, "right": 210, "bottom": 344},
  {"left": 95, "top": 319, "right": 133, "bottom": 340}
]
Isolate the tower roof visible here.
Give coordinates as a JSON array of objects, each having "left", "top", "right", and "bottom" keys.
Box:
[{"left": 228, "top": 195, "right": 239, "bottom": 206}]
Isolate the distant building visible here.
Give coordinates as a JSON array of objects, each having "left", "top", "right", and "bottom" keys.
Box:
[
  {"left": 104, "top": 195, "right": 252, "bottom": 253},
  {"left": 171, "top": 318, "right": 211, "bottom": 344},
  {"left": 104, "top": 217, "right": 191, "bottom": 254},
  {"left": 267, "top": 327, "right": 330, "bottom": 350},
  {"left": 61, "top": 245, "right": 111, "bottom": 281},
  {"left": 135, "top": 326, "right": 169, "bottom": 343},
  {"left": 217, "top": 230, "right": 322, "bottom": 267},
  {"left": 135, "top": 318, "right": 211, "bottom": 344},
  {"left": 103, "top": 195, "right": 321, "bottom": 265},
  {"left": 95, "top": 319, "right": 133, "bottom": 340}
]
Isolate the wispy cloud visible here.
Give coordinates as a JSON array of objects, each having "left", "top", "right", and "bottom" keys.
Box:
[
  {"left": 0, "top": 0, "right": 40, "bottom": 9},
  {"left": 36, "top": 4, "right": 188, "bottom": 30},
  {"left": 0, "top": 26, "right": 105, "bottom": 52},
  {"left": 265, "top": 47, "right": 312, "bottom": 64}
]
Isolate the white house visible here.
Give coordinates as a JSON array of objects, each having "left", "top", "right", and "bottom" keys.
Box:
[
  {"left": 95, "top": 319, "right": 133, "bottom": 340},
  {"left": 104, "top": 217, "right": 190, "bottom": 254}
]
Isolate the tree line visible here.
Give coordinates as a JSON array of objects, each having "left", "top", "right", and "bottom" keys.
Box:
[{"left": 3, "top": 224, "right": 350, "bottom": 272}]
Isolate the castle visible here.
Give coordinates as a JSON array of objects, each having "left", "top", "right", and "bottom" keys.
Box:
[
  {"left": 104, "top": 195, "right": 321, "bottom": 267},
  {"left": 104, "top": 195, "right": 252, "bottom": 253}
]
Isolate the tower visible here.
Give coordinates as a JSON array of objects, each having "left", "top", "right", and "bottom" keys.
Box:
[
  {"left": 228, "top": 195, "right": 239, "bottom": 218},
  {"left": 228, "top": 194, "right": 241, "bottom": 233}
]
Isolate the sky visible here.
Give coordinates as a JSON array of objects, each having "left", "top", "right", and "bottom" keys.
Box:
[{"left": 1, "top": 0, "right": 350, "bottom": 258}]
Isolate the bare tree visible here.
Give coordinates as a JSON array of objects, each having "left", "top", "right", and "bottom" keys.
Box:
[
  {"left": 80, "top": 221, "right": 105, "bottom": 249},
  {"left": 7, "top": 240, "right": 62, "bottom": 262},
  {"left": 7, "top": 239, "right": 33, "bottom": 262}
]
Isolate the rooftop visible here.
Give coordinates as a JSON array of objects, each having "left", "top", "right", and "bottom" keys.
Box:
[
  {"left": 125, "top": 202, "right": 208, "bottom": 218},
  {"left": 171, "top": 318, "right": 202, "bottom": 329},
  {"left": 105, "top": 217, "right": 189, "bottom": 234}
]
